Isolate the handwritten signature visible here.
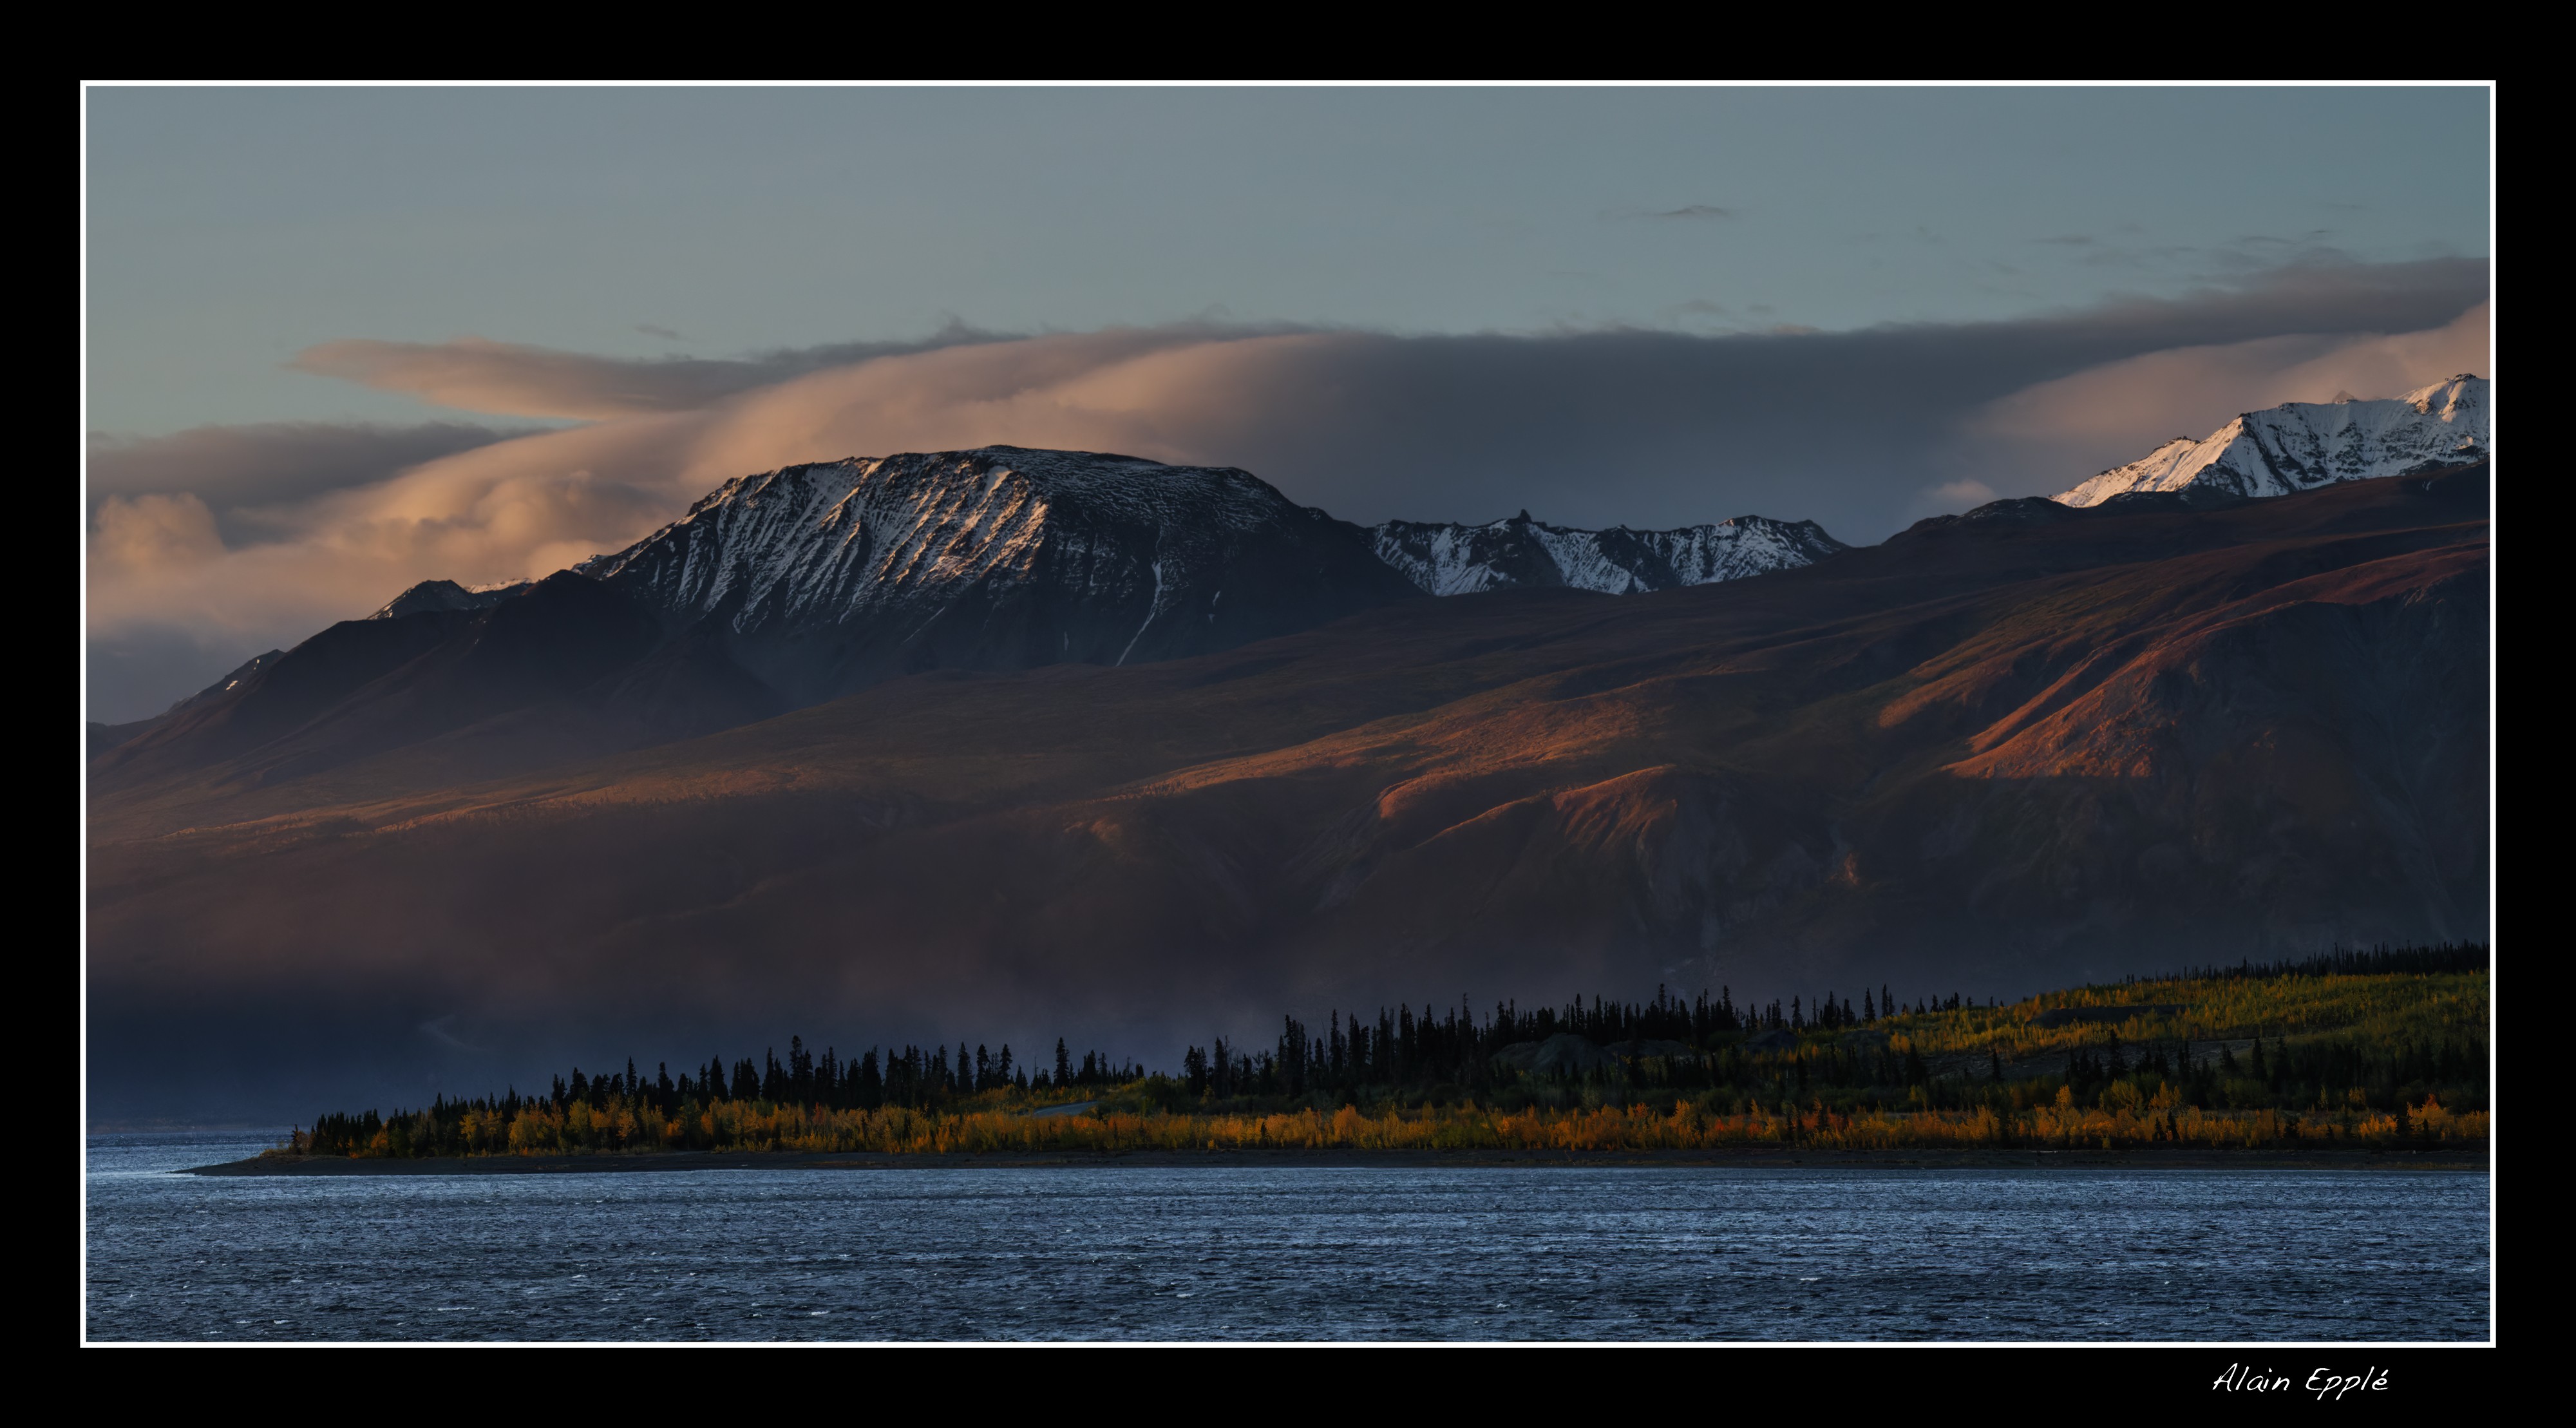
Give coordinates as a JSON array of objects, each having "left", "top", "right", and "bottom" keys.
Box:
[{"left": 2213, "top": 1364, "right": 2391, "bottom": 1400}]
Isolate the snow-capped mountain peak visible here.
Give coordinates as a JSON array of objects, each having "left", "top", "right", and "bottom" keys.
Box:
[
  {"left": 575, "top": 446, "right": 1419, "bottom": 703},
  {"left": 2055, "top": 375, "right": 2489, "bottom": 508}
]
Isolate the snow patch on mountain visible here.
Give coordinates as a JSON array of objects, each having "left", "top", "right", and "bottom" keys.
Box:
[{"left": 2056, "top": 375, "right": 2489, "bottom": 508}]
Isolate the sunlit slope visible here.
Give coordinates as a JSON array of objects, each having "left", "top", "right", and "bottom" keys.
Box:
[{"left": 86, "top": 468, "right": 2486, "bottom": 1119}]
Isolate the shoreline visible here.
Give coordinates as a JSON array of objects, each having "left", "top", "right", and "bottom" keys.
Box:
[{"left": 187, "top": 1145, "right": 2489, "bottom": 1177}]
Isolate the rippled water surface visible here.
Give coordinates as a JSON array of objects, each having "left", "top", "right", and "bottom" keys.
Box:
[{"left": 86, "top": 1132, "right": 2488, "bottom": 1342}]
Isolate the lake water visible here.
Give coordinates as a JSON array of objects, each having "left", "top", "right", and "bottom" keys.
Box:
[{"left": 85, "top": 1132, "right": 2490, "bottom": 1342}]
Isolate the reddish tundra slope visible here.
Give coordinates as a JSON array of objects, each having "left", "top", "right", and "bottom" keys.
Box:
[{"left": 86, "top": 467, "right": 2486, "bottom": 1119}]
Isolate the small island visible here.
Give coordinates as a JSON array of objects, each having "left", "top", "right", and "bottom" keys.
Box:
[{"left": 204, "top": 946, "right": 2487, "bottom": 1174}]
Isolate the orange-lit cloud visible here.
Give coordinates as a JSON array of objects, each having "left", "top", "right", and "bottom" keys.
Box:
[{"left": 91, "top": 493, "right": 224, "bottom": 572}]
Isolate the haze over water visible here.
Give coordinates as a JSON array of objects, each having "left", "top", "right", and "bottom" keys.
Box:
[{"left": 87, "top": 1133, "right": 2487, "bottom": 1342}]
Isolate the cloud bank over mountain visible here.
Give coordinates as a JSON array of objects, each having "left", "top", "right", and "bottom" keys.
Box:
[{"left": 86, "top": 258, "right": 2488, "bottom": 722}]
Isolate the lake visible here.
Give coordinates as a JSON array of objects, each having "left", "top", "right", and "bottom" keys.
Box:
[{"left": 85, "top": 1132, "right": 2489, "bottom": 1342}]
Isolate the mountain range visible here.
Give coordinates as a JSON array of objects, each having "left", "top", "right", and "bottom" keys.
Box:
[
  {"left": 123, "top": 365, "right": 2485, "bottom": 776},
  {"left": 86, "top": 439, "right": 2489, "bottom": 1120},
  {"left": 1371, "top": 511, "right": 1847, "bottom": 596},
  {"left": 90, "top": 447, "right": 1848, "bottom": 781}
]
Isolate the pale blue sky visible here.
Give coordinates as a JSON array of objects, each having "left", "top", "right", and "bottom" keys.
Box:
[{"left": 87, "top": 86, "right": 2490, "bottom": 435}]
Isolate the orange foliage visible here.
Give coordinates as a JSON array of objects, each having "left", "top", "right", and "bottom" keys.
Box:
[{"left": 454, "top": 1092, "right": 2482, "bottom": 1159}]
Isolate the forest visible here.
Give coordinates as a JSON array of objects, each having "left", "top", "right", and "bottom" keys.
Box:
[{"left": 286, "top": 944, "right": 2488, "bottom": 1159}]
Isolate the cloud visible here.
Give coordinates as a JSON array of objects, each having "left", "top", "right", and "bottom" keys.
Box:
[
  {"left": 91, "top": 493, "right": 223, "bottom": 571},
  {"left": 289, "top": 325, "right": 1019, "bottom": 420},
  {"left": 87, "top": 421, "right": 528, "bottom": 544},
  {"left": 1914, "top": 478, "right": 1998, "bottom": 517},
  {"left": 87, "top": 258, "right": 2490, "bottom": 722},
  {"left": 1604, "top": 204, "right": 1738, "bottom": 222},
  {"left": 84, "top": 414, "right": 703, "bottom": 721},
  {"left": 2041, "top": 231, "right": 2365, "bottom": 280},
  {"left": 87, "top": 493, "right": 248, "bottom": 723}
]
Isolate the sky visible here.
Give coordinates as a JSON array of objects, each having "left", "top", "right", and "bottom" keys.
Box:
[{"left": 84, "top": 84, "right": 2494, "bottom": 722}]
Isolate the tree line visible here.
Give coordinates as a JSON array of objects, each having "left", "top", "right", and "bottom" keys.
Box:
[
  {"left": 2166, "top": 942, "right": 2485, "bottom": 981},
  {"left": 286, "top": 945, "right": 2486, "bottom": 1159},
  {"left": 1179, "top": 984, "right": 1998, "bottom": 1101}
]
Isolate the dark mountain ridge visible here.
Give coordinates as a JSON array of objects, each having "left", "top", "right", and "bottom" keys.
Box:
[{"left": 88, "top": 572, "right": 759, "bottom": 796}]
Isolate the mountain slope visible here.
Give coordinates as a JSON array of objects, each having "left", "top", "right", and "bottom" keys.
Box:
[
  {"left": 87, "top": 573, "right": 706, "bottom": 795},
  {"left": 86, "top": 649, "right": 285, "bottom": 759},
  {"left": 2057, "top": 375, "right": 2488, "bottom": 506},
  {"left": 87, "top": 464, "right": 2488, "bottom": 1119},
  {"left": 1371, "top": 511, "right": 1846, "bottom": 595}
]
